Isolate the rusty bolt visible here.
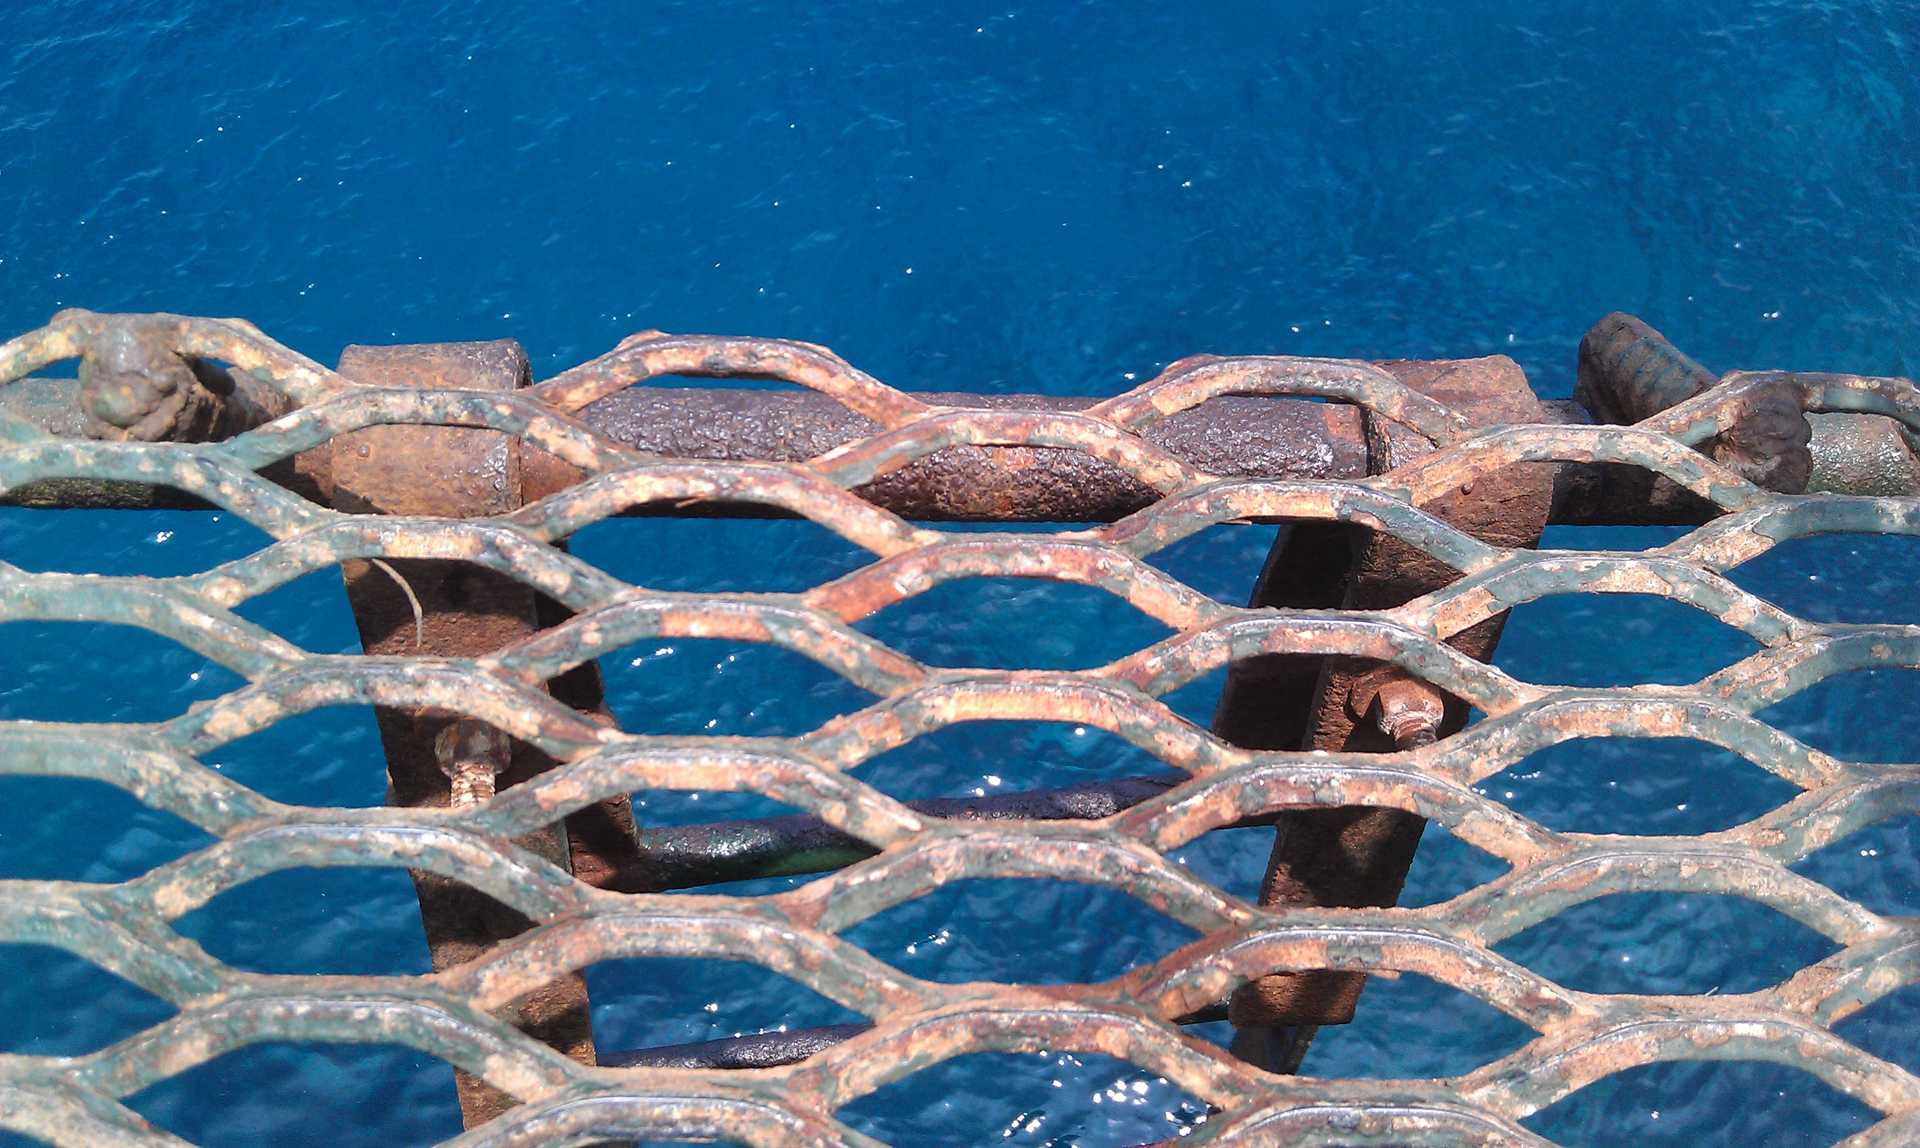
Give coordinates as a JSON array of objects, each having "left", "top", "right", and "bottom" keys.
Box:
[
  {"left": 1348, "top": 667, "right": 1445, "bottom": 751},
  {"left": 1372, "top": 678, "right": 1444, "bottom": 750},
  {"left": 434, "top": 718, "right": 510, "bottom": 809}
]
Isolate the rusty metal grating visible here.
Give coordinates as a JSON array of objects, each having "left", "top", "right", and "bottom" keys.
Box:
[{"left": 0, "top": 308, "right": 1917, "bottom": 1145}]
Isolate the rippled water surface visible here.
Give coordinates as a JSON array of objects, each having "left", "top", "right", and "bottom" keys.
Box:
[{"left": 2, "top": 2, "right": 1918, "bottom": 1145}]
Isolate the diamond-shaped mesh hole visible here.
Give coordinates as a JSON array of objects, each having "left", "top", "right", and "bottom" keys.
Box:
[
  {"left": 584, "top": 956, "right": 865, "bottom": 1058},
  {"left": 1167, "top": 814, "right": 1506, "bottom": 910},
  {"left": 1834, "top": 982, "right": 1920, "bottom": 1075},
  {"left": 1725, "top": 531, "right": 1920, "bottom": 625},
  {"left": 852, "top": 720, "right": 1181, "bottom": 799},
  {"left": 1494, "top": 892, "right": 1839, "bottom": 995},
  {"left": 1521, "top": 1058, "right": 1878, "bottom": 1147},
  {"left": 1789, "top": 815, "right": 1919, "bottom": 916},
  {"left": 0, "top": 775, "right": 214, "bottom": 881},
  {"left": 1476, "top": 736, "right": 1800, "bottom": 835},
  {"left": 1756, "top": 668, "right": 1920, "bottom": 763},
  {"left": 0, "top": 507, "right": 273, "bottom": 577},
  {"left": 1163, "top": 824, "right": 1278, "bottom": 903},
  {"left": 198, "top": 703, "right": 390, "bottom": 806},
  {"left": 1493, "top": 593, "right": 1763, "bottom": 687},
  {"left": 1138, "top": 520, "right": 1286, "bottom": 605},
  {"left": 1399, "top": 819, "right": 1511, "bottom": 907},
  {"left": 0, "top": 621, "right": 244, "bottom": 723},
  {"left": 1158, "top": 661, "right": 1230, "bottom": 727},
  {"left": 840, "top": 878, "right": 1200, "bottom": 984},
  {"left": 633, "top": 786, "right": 805, "bottom": 828},
  {"left": 1214, "top": 520, "right": 1361, "bottom": 613},
  {"left": 172, "top": 867, "right": 434, "bottom": 976},
  {"left": 0, "top": 944, "right": 175, "bottom": 1055},
  {"left": 227, "top": 563, "right": 368, "bottom": 652},
  {"left": 1538, "top": 523, "right": 1692, "bottom": 555},
  {"left": 854, "top": 576, "right": 1175, "bottom": 670},
  {"left": 124, "top": 1042, "right": 462, "bottom": 1148},
  {"left": 837, "top": 1049, "right": 1211, "bottom": 1147},
  {"left": 569, "top": 515, "right": 874, "bottom": 592},
  {"left": 600, "top": 638, "right": 876, "bottom": 735},
  {"left": 1298, "top": 970, "right": 1535, "bottom": 1079},
  {"left": 676, "top": 871, "right": 831, "bottom": 897}
]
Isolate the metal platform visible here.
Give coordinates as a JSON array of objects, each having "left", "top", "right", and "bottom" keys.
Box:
[{"left": 0, "top": 308, "right": 1915, "bottom": 1145}]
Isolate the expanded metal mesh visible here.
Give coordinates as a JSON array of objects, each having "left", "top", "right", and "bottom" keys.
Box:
[{"left": 1, "top": 311, "right": 1918, "bottom": 1146}]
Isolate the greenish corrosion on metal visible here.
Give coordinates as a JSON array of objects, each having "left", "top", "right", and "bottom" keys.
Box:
[{"left": 0, "top": 310, "right": 1917, "bottom": 1146}]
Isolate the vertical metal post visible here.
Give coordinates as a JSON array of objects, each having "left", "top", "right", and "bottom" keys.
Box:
[
  {"left": 329, "top": 341, "right": 630, "bottom": 1127},
  {"left": 1214, "top": 356, "right": 1553, "bottom": 1072}
]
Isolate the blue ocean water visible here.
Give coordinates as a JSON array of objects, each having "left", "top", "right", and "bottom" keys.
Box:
[{"left": 1, "top": 1, "right": 1918, "bottom": 1145}]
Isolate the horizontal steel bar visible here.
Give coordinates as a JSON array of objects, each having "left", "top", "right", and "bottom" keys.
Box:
[
  {"left": 3, "top": 381, "right": 1372, "bottom": 520},
  {"left": 538, "top": 387, "right": 1373, "bottom": 520},
  {"left": 7, "top": 378, "right": 1912, "bottom": 529},
  {"left": 3, "top": 379, "right": 1831, "bottom": 525}
]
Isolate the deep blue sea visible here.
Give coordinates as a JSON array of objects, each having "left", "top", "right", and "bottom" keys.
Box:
[{"left": 2, "top": 2, "right": 1918, "bottom": 1145}]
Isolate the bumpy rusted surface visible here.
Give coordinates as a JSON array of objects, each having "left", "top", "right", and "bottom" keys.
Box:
[
  {"left": 67, "top": 309, "right": 288, "bottom": 445},
  {"left": 1576, "top": 312, "right": 1817, "bottom": 511},
  {"left": 545, "top": 387, "right": 1374, "bottom": 521},
  {"left": 2, "top": 309, "right": 1919, "bottom": 1147}
]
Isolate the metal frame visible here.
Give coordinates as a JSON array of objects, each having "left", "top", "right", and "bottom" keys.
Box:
[{"left": 0, "top": 308, "right": 1916, "bottom": 1145}]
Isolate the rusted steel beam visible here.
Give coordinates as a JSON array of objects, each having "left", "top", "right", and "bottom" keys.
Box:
[
  {"left": 530, "top": 388, "right": 1371, "bottom": 520},
  {"left": 1, "top": 379, "right": 1372, "bottom": 518},
  {"left": 330, "top": 341, "right": 624, "bottom": 1129},
  {"left": 1218, "top": 356, "right": 1554, "bottom": 1073},
  {"left": 8, "top": 369, "right": 1910, "bottom": 518}
]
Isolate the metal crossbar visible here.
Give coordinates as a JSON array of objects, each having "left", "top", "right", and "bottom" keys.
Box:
[{"left": 0, "top": 309, "right": 1916, "bottom": 1146}]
